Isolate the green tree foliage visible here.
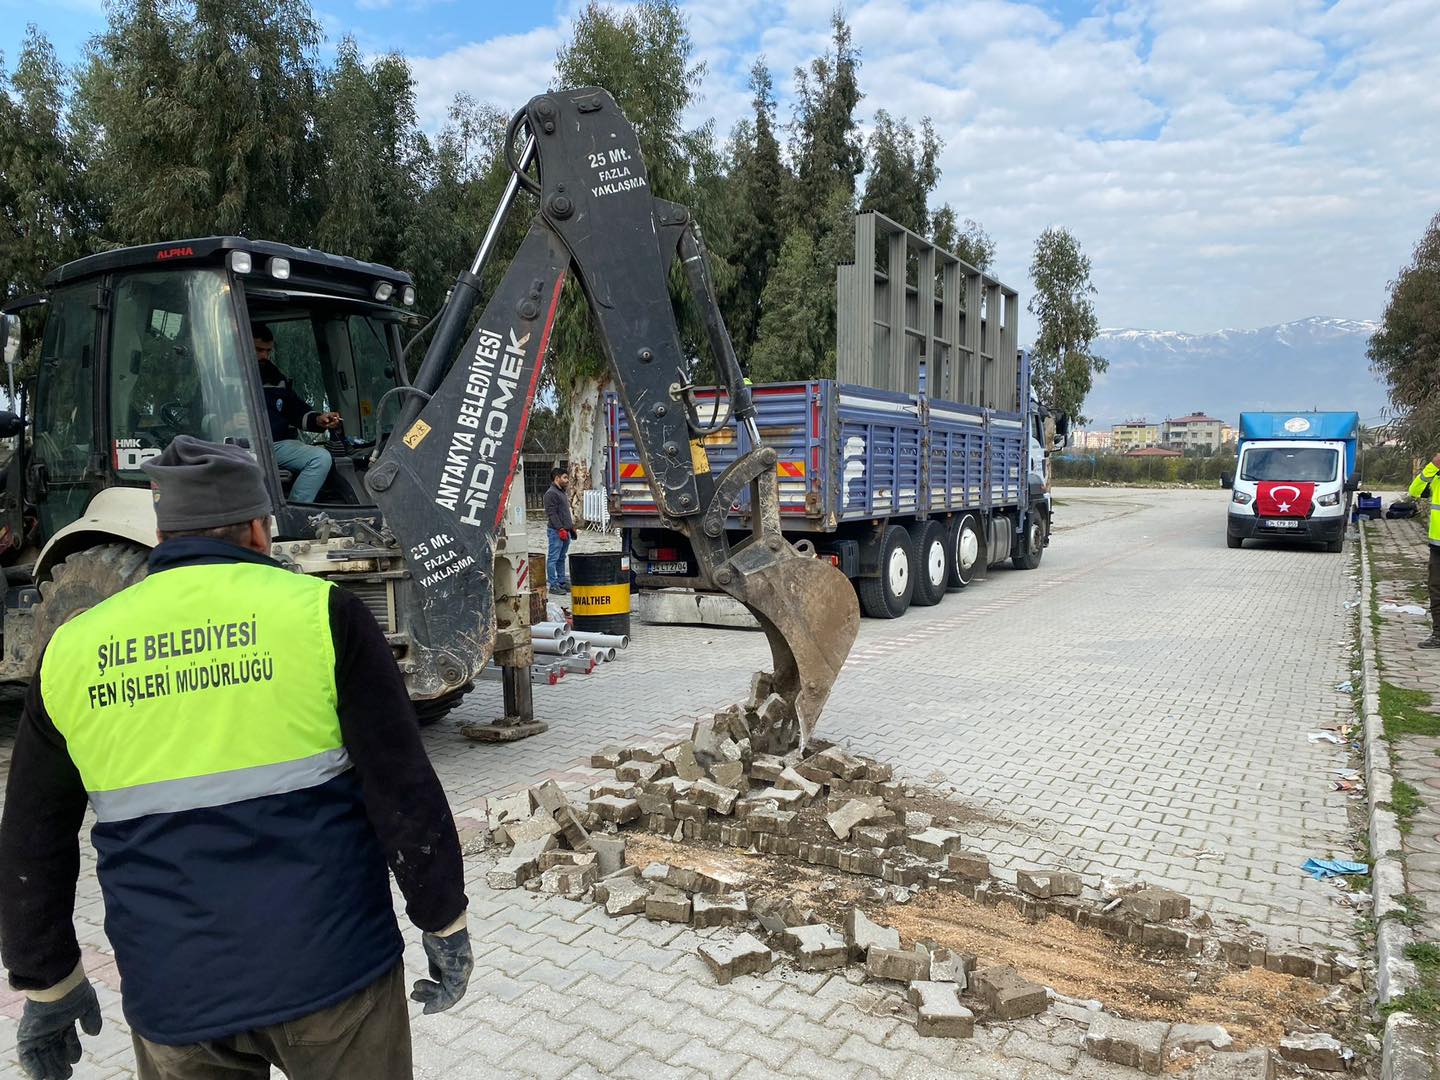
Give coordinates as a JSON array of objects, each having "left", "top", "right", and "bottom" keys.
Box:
[
  {"left": 75, "top": 0, "right": 323, "bottom": 244},
  {"left": 0, "top": 27, "right": 94, "bottom": 299},
  {"left": 784, "top": 9, "right": 863, "bottom": 236},
  {"left": 930, "top": 206, "right": 995, "bottom": 271},
  {"left": 1370, "top": 211, "right": 1440, "bottom": 450},
  {"left": 1028, "top": 226, "right": 1106, "bottom": 424},
  {"left": 860, "top": 111, "right": 939, "bottom": 236}
]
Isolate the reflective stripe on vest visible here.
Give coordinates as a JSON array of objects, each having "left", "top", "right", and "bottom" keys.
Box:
[{"left": 42, "top": 562, "right": 341, "bottom": 817}]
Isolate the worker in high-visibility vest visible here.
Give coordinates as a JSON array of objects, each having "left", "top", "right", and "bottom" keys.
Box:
[
  {"left": 1408, "top": 452, "right": 1440, "bottom": 648},
  {"left": 0, "top": 437, "right": 470, "bottom": 1079}
]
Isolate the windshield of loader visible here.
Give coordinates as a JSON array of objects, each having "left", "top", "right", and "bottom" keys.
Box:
[{"left": 109, "top": 269, "right": 257, "bottom": 477}]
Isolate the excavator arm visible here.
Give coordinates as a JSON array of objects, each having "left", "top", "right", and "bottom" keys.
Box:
[{"left": 365, "top": 87, "right": 859, "bottom": 745}]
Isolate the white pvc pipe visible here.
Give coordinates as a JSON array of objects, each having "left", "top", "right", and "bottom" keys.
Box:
[
  {"left": 588, "top": 648, "right": 606, "bottom": 665},
  {"left": 571, "top": 631, "right": 629, "bottom": 650},
  {"left": 588, "top": 646, "right": 616, "bottom": 662},
  {"left": 531, "top": 622, "right": 570, "bottom": 640},
  {"left": 534, "top": 636, "right": 575, "bottom": 655}
]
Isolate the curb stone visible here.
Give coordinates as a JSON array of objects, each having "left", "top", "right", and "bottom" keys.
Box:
[{"left": 1359, "top": 525, "right": 1426, "bottom": 1077}]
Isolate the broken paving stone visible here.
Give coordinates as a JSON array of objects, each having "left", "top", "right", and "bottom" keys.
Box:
[
  {"left": 673, "top": 800, "right": 708, "bottom": 821},
  {"left": 616, "top": 760, "right": 663, "bottom": 784},
  {"left": 486, "top": 790, "right": 533, "bottom": 831},
  {"left": 927, "top": 947, "right": 970, "bottom": 989},
  {"left": 646, "top": 777, "right": 695, "bottom": 799},
  {"left": 774, "top": 766, "right": 821, "bottom": 799},
  {"left": 699, "top": 932, "right": 774, "bottom": 985},
  {"left": 602, "top": 877, "right": 649, "bottom": 916},
  {"left": 828, "top": 798, "right": 886, "bottom": 840},
  {"left": 865, "top": 946, "right": 931, "bottom": 984},
  {"left": 750, "top": 754, "right": 786, "bottom": 783},
  {"left": 645, "top": 884, "right": 692, "bottom": 923},
  {"left": 748, "top": 670, "right": 775, "bottom": 710},
  {"left": 589, "top": 746, "right": 629, "bottom": 769},
  {"left": 1278, "top": 1032, "right": 1349, "bottom": 1072},
  {"left": 529, "top": 780, "right": 571, "bottom": 815},
  {"left": 1122, "top": 886, "right": 1191, "bottom": 922},
  {"left": 588, "top": 795, "right": 641, "bottom": 824},
  {"left": 905, "top": 827, "right": 964, "bottom": 859},
  {"left": 662, "top": 741, "right": 706, "bottom": 782},
  {"left": 1188, "top": 1049, "right": 1274, "bottom": 1080},
  {"left": 692, "top": 892, "right": 749, "bottom": 928},
  {"left": 746, "top": 809, "right": 797, "bottom": 836},
  {"left": 540, "top": 861, "right": 596, "bottom": 896},
  {"left": 844, "top": 907, "right": 900, "bottom": 959},
  {"left": 590, "top": 779, "right": 639, "bottom": 800},
  {"left": 1015, "top": 869, "right": 1082, "bottom": 899},
  {"left": 971, "top": 966, "right": 1049, "bottom": 1021},
  {"left": 707, "top": 761, "right": 746, "bottom": 791},
  {"left": 690, "top": 778, "right": 739, "bottom": 815},
  {"left": 626, "top": 739, "right": 674, "bottom": 763},
  {"left": 778, "top": 898, "right": 815, "bottom": 927},
  {"left": 1083, "top": 1012, "right": 1169, "bottom": 1074},
  {"left": 485, "top": 835, "right": 556, "bottom": 889},
  {"left": 947, "top": 850, "right": 990, "bottom": 880},
  {"left": 637, "top": 791, "right": 675, "bottom": 816},
  {"left": 539, "top": 849, "right": 595, "bottom": 871},
  {"left": 553, "top": 805, "right": 590, "bottom": 849},
  {"left": 902, "top": 811, "right": 933, "bottom": 829},
  {"left": 751, "top": 897, "right": 788, "bottom": 934},
  {"left": 1166, "top": 1024, "right": 1233, "bottom": 1055},
  {"left": 853, "top": 824, "right": 907, "bottom": 849},
  {"left": 812, "top": 746, "right": 868, "bottom": 781},
  {"left": 781, "top": 924, "right": 848, "bottom": 971},
  {"left": 641, "top": 862, "right": 671, "bottom": 883},
  {"left": 908, "top": 981, "right": 974, "bottom": 1038}
]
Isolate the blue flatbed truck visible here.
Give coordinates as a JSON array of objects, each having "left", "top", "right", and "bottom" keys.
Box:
[{"left": 604, "top": 211, "right": 1065, "bottom": 619}]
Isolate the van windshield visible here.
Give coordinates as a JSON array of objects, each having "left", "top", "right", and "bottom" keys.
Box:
[{"left": 1240, "top": 447, "right": 1339, "bottom": 483}]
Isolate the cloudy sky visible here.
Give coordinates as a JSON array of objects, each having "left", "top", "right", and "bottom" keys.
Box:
[{"left": 5, "top": 0, "right": 1438, "bottom": 335}]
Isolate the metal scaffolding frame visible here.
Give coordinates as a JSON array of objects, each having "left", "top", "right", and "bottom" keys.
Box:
[{"left": 835, "top": 212, "right": 1020, "bottom": 411}]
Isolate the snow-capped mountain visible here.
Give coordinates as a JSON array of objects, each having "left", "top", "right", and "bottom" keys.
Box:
[{"left": 1078, "top": 316, "right": 1387, "bottom": 428}]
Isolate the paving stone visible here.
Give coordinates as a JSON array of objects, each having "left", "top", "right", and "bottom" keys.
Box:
[
  {"left": 902, "top": 811, "right": 933, "bottom": 829},
  {"left": 709, "top": 761, "right": 746, "bottom": 790},
  {"left": 865, "top": 946, "right": 930, "bottom": 983},
  {"left": 907, "top": 981, "right": 974, "bottom": 1038},
  {"left": 698, "top": 933, "right": 775, "bottom": 985},
  {"left": 947, "top": 850, "right": 991, "bottom": 880},
  {"left": 1122, "top": 886, "right": 1191, "bottom": 921},
  {"left": 775, "top": 767, "right": 821, "bottom": 799},
  {"left": 589, "top": 795, "right": 641, "bottom": 824},
  {"left": 843, "top": 907, "right": 900, "bottom": 959},
  {"left": 663, "top": 740, "right": 706, "bottom": 782},
  {"left": 852, "top": 824, "right": 906, "bottom": 849},
  {"left": 589, "top": 746, "right": 629, "bottom": 769},
  {"left": 692, "top": 892, "right": 749, "bottom": 928},
  {"left": 1165, "top": 1023, "right": 1233, "bottom": 1054},
  {"left": 602, "top": 878, "right": 650, "bottom": 917},
  {"left": 781, "top": 924, "right": 848, "bottom": 971},
  {"left": 905, "top": 827, "right": 964, "bottom": 859},
  {"left": 749, "top": 754, "right": 786, "bottom": 783},
  {"left": 1016, "top": 869, "right": 1083, "bottom": 899},
  {"left": 827, "top": 798, "right": 886, "bottom": 840},
  {"left": 616, "top": 760, "right": 663, "bottom": 784},
  {"left": 691, "top": 778, "right": 740, "bottom": 815},
  {"left": 746, "top": 808, "right": 797, "bottom": 835},
  {"left": 970, "top": 965, "right": 1049, "bottom": 1021},
  {"left": 1082, "top": 1012, "right": 1169, "bottom": 1074},
  {"left": 1278, "top": 1031, "right": 1349, "bottom": 1071},
  {"left": 645, "top": 884, "right": 692, "bottom": 924},
  {"left": 486, "top": 836, "right": 555, "bottom": 888},
  {"left": 925, "top": 947, "right": 968, "bottom": 989},
  {"left": 582, "top": 834, "right": 627, "bottom": 877},
  {"left": 1187, "top": 1049, "right": 1275, "bottom": 1079}
]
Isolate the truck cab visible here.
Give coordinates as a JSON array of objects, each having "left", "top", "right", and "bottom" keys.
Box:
[{"left": 1226, "top": 411, "right": 1359, "bottom": 552}]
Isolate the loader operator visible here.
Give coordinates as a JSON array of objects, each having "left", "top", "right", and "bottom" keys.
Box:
[
  {"left": 252, "top": 323, "right": 342, "bottom": 503},
  {"left": 0, "top": 437, "right": 473, "bottom": 1080}
]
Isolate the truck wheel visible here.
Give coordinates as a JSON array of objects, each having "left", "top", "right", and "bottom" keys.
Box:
[
  {"left": 1326, "top": 536, "right": 1344, "bottom": 553},
  {"left": 1226, "top": 533, "right": 1243, "bottom": 549},
  {"left": 948, "top": 513, "right": 981, "bottom": 589},
  {"left": 858, "top": 524, "right": 914, "bottom": 619},
  {"left": 37, "top": 543, "right": 150, "bottom": 652},
  {"left": 1011, "top": 515, "right": 1045, "bottom": 571},
  {"left": 911, "top": 521, "right": 948, "bottom": 607}
]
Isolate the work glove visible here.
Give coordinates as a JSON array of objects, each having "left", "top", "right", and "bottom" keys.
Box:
[
  {"left": 410, "top": 927, "right": 473, "bottom": 1015},
  {"left": 558, "top": 529, "right": 569, "bottom": 541},
  {"left": 16, "top": 978, "right": 103, "bottom": 1080}
]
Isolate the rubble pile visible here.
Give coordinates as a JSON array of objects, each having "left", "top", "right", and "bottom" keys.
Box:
[{"left": 469, "top": 684, "right": 1357, "bottom": 1070}]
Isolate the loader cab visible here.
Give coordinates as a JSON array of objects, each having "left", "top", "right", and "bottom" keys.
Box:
[{"left": 16, "top": 237, "right": 417, "bottom": 546}]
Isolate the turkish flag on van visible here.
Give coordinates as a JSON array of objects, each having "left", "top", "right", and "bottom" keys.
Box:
[{"left": 1255, "top": 482, "right": 1315, "bottom": 517}]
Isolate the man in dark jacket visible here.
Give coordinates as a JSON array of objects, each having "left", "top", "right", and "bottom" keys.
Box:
[
  {"left": 0, "top": 437, "right": 471, "bottom": 1080},
  {"left": 543, "top": 466, "right": 575, "bottom": 592},
  {"left": 253, "top": 324, "right": 341, "bottom": 503}
]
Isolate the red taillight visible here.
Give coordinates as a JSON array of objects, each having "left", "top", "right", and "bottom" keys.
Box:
[
  {"left": 822, "top": 554, "right": 841, "bottom": 567},
  {"left": 655, "top": 547, "right": 679, "bottom": 561}
]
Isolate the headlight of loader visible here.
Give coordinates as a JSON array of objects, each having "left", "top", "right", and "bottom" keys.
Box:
[
  {"left": 1318, "top": 492, "right": 1340, "bottom": 507},
  {"left": 1231, "top": 490, "right": 1251, "bottom": 505}
]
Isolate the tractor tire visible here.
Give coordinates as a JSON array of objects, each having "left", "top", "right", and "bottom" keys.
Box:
[
  {"left": 414, "top": 683, "right": 473, "bottom": 727},
  {"left": 911, "top": 521, "right": 948, "bottom": 607},
  {"left": 36, "top": 543, "right": 150, "bottom": 653},
  {"left": 858, "top": 524, "right": 915, "bottom": 619},
  {"left": 948, "top": 512, "right": 982, "bottom": 589},
  {"left": 1011, "top": 514, "right": 1045, "bottom": 571}
]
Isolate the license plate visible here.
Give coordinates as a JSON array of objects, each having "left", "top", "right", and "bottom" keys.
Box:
[
  {"left": 647, "top": 560, "right": 689, "bottom": 574},
  {"left": 1262, "top": 519, "right": 1300, "bottom": 529}
]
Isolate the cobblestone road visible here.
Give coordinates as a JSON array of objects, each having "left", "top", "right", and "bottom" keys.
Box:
[{"left": 0, "top": 488, "right": 1360, "bottom": 1078}]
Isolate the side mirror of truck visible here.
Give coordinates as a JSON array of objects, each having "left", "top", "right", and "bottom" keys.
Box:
[
  {"left": 1344, "top": 476, "right": 1359, "bottom": 493},
  {"left": 1220, "top": 471, "right": 1234, "bottom": 490},
  {"left": 0, "top": 410, "right": 22, "bottom": 438}
]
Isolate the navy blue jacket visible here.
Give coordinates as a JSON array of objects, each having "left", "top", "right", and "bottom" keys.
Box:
[
  {"left": 0, "top": 539, "right": 466, "bottom": 1044},
  {"left": 260, "top": 361, "right": 323, "bottom": 443}
]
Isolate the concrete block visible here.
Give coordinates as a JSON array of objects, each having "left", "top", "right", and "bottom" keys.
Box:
[
  {"left": 602, "top": 877, "right": 650, "bottom": 916},
  {"left": 690, "top": 779, "right": 739, "bottom": 815},
  {"left": 1015, "top": 869, "right": 1082, "bottom": 899},
  {"left": 637, "top": 791, "right": 674, "bottom": 816},
  {"left": 645, "top": 883, "right": 692, "bottom": 923},
  {"left": 540, "top": 860, "right": 597, "bottom": 896},
  {"left": 588, "top": 795, "right": 641, "bottom": 824},
  {"left": 1083, "top": 1013, "right": 1168, "bottom": 1073},
  {"left": 616, "top": 760, "right": 662, "bottom": 784},
  {"left": 693, "top": 866, "right": 746, "bottom": 895},
  {"left": 750, "top": 754, "right": 786, "bottom": 783},
  {"left": 812, "top": 746, "right": 868, "bottom": 781},
  {"left": 971, "top": 966, "right": 1049, "bottom": 1021},
  {"left": 1278, "top": 1032, "right": 1349, "bottom": 1071},
  {"left": 866, "top": 946, "right": 931, "bottom": 983},
  {"left": 590, "top": 779, "right": 638, "bottom": 799},
  {"left": 691, "top": 716, "right": 722, "bottom": 761},
  {"left": 865, "top": 761, "right": 894, "bottom": 782},
  {"left": 641, "top": 862, "right": 671, "bottom": 883},
  {"left": 1188, "top": 1049, "right": 1274, "bottom": 1080},
  {"left": 1165, "top": 1024, "right": 1233, "bottom": 1054},
  {"left": 529, "top": 779, "right": 571, "bottom": 816},
  {"left": 707, "top": 761, "right": 746, "bottom": 791},
  {"left": 947, "top": 851, "right": 990, "bottom": 880},
  {"left": 795, "top": 758, "right": 835, "bottom": 785},
  {"left": 905, "top": 827, "right": 964, "bottom": 859},
  {"left": 626, "top": 739, "right": 673, "bottom": 763},
  {"left": 844, "top": 907, "right": 900, "bottom": 959},
  {"left": 853, "top": 824, "right": 906, "bottom": 849},
  {"left": 590, "top": 746, "right": 628, "bottom": 769},
  {"left": 692, "top": 892, "right": 749, "bottom": 928},
  {"left": 776, "top": 767, "right": 821, "bottom": 799},
  {"left": 827, "top": 798, "right": 885, "bottom": 840},
  {"left": 927, "top": 947, "right": 968, "bottom": 989},
  {"left": 903, "top": 811, "right": 933, "bottom": 829},
  {"left": 538, "top": 849, "right": 594, "bottom": 871},
  {"left": 1122, "top": 886, "right": 1191, "bottom": 922},
  {"left": 647, "top": 777, "right": 695, "bottom": 800},
  {"left": 553, "top": 805, "right": 590, "bottom": 849},
  {"left": 698, "top": 932, "right": 774, "bottom": 985},
  {"left": 485, "top": 833, "right": 556, "bottom": 889},
  {"left": 781, "top": 923, "right": 848, "bottom": 971},
  {"left": 908, "top": 981, "right": 974, "bottom": 1038},
  {"left": 662, "top": 740, "right": 706, "bottom": 782},
  {"left": 673, "top": 799, "right": 708, "bottom": 821},
  {"left": 746, "top": 808, "right": 797, "bottom": 835}
]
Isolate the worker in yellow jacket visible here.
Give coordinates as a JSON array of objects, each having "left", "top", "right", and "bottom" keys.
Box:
[{"left": 1408, "top": 454, "right": 1440, "bottom": 648}]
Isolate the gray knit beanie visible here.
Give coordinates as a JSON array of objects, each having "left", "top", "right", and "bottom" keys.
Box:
[{"left": 141, "top": 436, "right": 273, "bottom": 531}]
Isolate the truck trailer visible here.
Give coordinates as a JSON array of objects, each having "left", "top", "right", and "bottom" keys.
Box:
[
  {"left": 1225, "top": 411, "right": 1360, "bottom": 552},
  {"left": 605, "top": 211, "right": 1066, "bottom": 620}
]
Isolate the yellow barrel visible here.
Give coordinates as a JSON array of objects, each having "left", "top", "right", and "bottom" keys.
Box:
[{"left": 569, "top": 552, "right": 631, "bottom": 636}]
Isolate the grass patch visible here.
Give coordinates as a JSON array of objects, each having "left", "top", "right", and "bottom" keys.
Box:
[
  {"left": 1385, "top": 945, "right": 1440, "bottom": 1023},
  {"left": 1392, "top": 779, "right": 1424, "bottom": 834},
  {"left": 1393, "top": 893, "right": 1429, "bottom": 928},
  {"left": 1382, "top": 682, "right": 1440, "bottom": 740}
]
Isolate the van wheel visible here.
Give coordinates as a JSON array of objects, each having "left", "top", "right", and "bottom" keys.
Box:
[
  {"left": 911, "top": 521, "right": 948, "bottom": 607},
  {"left": 948, "top": 513, "right": 982, "bottom": 589},
  {"left": 858, "top": 525, "right": 914, "bottom": 619},
  {"left": 1326, "top": 536, "right": 1344, "bottom": 553},
  {"left": 36, "top": 543, "right": 150, "bottom": 653},
  {"left": 1227, "top": 533, "right": 1243, "bottom": 549},
  {"left": 1011, "top": 515, "right": 1045, "bottom": 571}
]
